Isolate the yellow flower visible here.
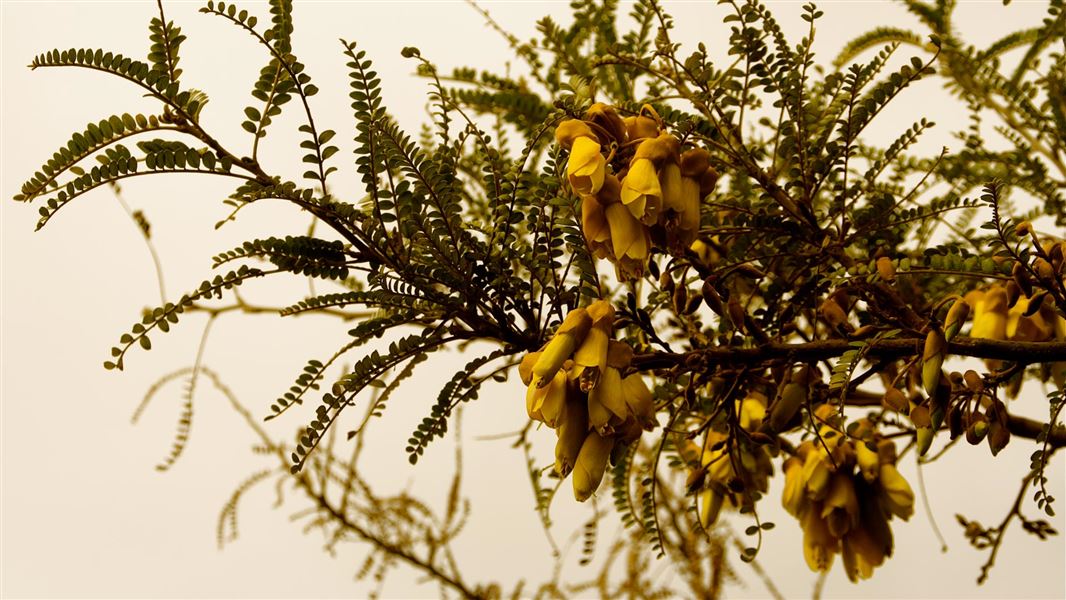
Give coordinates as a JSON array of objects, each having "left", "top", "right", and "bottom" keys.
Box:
[
  {"left": 969, "top": 286, "right": 1008, "bottom": 340},
  {"left": 622, "top": 373, "right": 656, "bottom": 428},
  {"left": 620, "top": 158, "right": 661, "bottom": 223},
  {"left": 573, "top": 431, "right": 613, "bottom": 502},
  {"left": 585, "top": 102, "right": 626, "bottom": 144},
  {"left": 821, "top": 473, "right": 860, "bottom": 538},
  {"left": 624, "top": 115, "right": 659, "bottom": 141},
  {"left": 533, "top": 308, "right": 592, "bottom": 381},
  {"left": 554, "top": 398, "right": 589, "bottom": 478},
  {"left": 581, "top": 192, "right": 611, "bottom": 260},
  {"left": 737, "top": 392, "right": 767, "bottom": 431},
  {"left": 554, "top": 119, "right": 596, "bottom": 150},
  {"left": 782, "top": 455, "right": 807, "bottom": 517},
  {"left": 605, "top": 202, "right": 649, "bottom": 266},
  {"left": 801, "top": 509, "right": 839, "bottom": 572},
  {"left": 572, "top": 300, "right": 615, "bottom": 385},
  {"left": 567, "top": 136, "right": 606, "bottom": 196},
  {"left": 588, "top": 366, "right": 627, "bottom": 433},
  {"left": 855, "top": 441, "right": 880, "bottom": 483},
  {"left": 878, "top": 464, "right": 914, "bottom": 520}
]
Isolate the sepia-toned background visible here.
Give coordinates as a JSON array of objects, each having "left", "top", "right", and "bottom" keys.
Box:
[{"left": 2, "top": 1, "right": 1064, "bottom": 598}]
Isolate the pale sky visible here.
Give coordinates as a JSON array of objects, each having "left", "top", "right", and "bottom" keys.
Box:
[{"left": 2, "top": 1, "right": 1064, "bottom": 598}]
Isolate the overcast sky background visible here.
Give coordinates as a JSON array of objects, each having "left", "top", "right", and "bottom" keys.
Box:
[{"left": 2, "top": 1, "right": 1065, "bottom": 598}]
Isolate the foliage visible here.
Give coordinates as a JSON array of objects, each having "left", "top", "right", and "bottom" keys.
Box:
[{"left": 12, "top": 0, "right": 1066, "bottom": 597}]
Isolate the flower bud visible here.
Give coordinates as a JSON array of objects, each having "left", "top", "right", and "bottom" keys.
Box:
[
  {"left": 943, "top": 298, "right": 970, "bottom": 341},
  {"left": 876, "top": 257, "right": 896, "bottom": 282},
  {"left": 573, "top": 431, "right": 613, "bottom": 501},
  {"left": 921, "top": 329, "right": 946, "bottom": 397},
  {"left": 769, "top": 381, "right": 807, "bottom": 432},
  {"left": 633, "top": 133, "right": 680, "bottom": 164},
  {"left": 584, "top": 102, "right": 626, "bottom": 144},
  {"left": 680, "top": 148, "right": 711, "bottom": 178}
]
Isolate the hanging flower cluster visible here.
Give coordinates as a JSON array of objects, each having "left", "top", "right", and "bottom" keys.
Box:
[
  {"left": 781, "top": 406, "right": 914, "bottom": 582},
  {"left": 679, "top": 391, "right": 774, "bottom": 530},
  {"left": 519, "top": 300, "right": 656, "bottom": 501},
  {"left": 555, "top": 104, "right": 719, "bottom": 279}
]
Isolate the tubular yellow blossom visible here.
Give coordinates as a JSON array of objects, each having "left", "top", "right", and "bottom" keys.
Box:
[
  {"left": 769, "top": 380, "right": 807, "bottom": 432},
  {"left": 801, "top": 509, "right": 839, "bottom": 572},
  {"left": 582, "top": 193, "right": 611, "bottom": 259},
  {"left": 878, "top": 464, "right": 914, "bottom": 520},
  {"left": 554, "top": 399, "right": 589, "bottom": 478},
  {"left": 573, "top": 431, "right": 613, "bottom": 502},
  {"left": 589, "top": 366, "right": 628, "bottom": 424},
  {"left": 970, "top": 286, "right": 1009, "bottom": 340},
  {"left": 572, "top": 300, "right": 615, "bottom": 379},
  {"left": 737, "top": 392, "right": 767, "bottom": 431},
  {"left": 622, "top": 373, "right": 656, "bottom": 427},
  {"left": 567, "top": 136, "right": 606, "bottom": 196},
  {"left": 554, "top": 119, "right": 597, "bottom": 150},
  {"left": 822, "top": 473, "right": 860, "bottom": 538},
  {"left": 855, "top": 442, "right": 880, "bottom": 483},
  {"left": 518, "top": 351, "right": 540, "bottom": 386},
  {"left": 623, "top": 115, "right": 659, "bottom": 140},
  {"left": 633, "top": 132, "right": 680, "bottom": 163},
  {"left": 782, "top": 456, "right": 807, "bottom": 517},
  {"left": 619, "top": 158, "right": 661, "bottom": 223},
  {"left": 533, "top": 308, "right": 592, "bottom": 381},
  {"left": 605, "top": 202, "right": 649, "bottom": 264},
  {"left": 699, "top": 488, "right": 726, "bottom": 529},
  {"left": 538, "top": 371, "right": 569, "bottom": 428}
]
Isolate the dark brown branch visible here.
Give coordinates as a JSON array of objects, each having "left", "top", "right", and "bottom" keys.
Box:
[{"left": 633, "top": 337, "right": 1066, "bottom": 370}]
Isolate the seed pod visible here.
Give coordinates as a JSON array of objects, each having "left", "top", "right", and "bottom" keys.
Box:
[
  {"left": 921, "top": 329, "right": 946, "bottom": 397},
  {"left": 876, "top": 257, "right": 896, "bottom": 282}
]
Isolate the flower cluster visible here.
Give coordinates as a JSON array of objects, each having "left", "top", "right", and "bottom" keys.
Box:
[
  {"left": 680, "top": 392, "right": 774, "bottom": 530},
  {"left": 520, "top": 300, "right": 656, "bottom": 501},
  {"left": 555, "top": 104, "right": 719, "bottom": 279},
  {"left": 781, "top": 407, "right": 914, "bottom": 582}
]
